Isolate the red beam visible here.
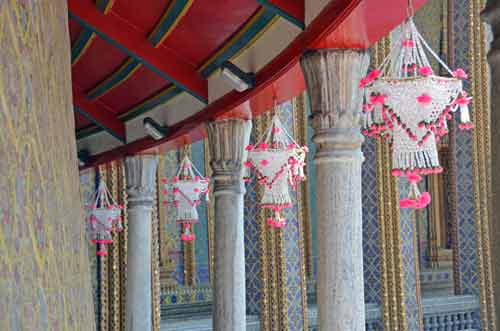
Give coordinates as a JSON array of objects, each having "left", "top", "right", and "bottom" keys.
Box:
[
  {"left": 68, "top": 0, "right": 208, "bottom": 103},
  {"left": 82, "top": 0, "right": 427, "bottom": 169},
  {"left": 73, "top": 86, "right": 126, "bottom": 143}
]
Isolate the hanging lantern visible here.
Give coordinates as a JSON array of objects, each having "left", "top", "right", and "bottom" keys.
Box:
[
  {"left": 359, "top": 17, "right": 472, "bottom": 210},
  {"left": 162, "top": 155, "right": 209, "bottom": 242},
  {"left": 244, "top": 114, "right": 308, "bottom": 228},
  {"left": 86, "top": 180, "right": 123, "bottom": 256}
]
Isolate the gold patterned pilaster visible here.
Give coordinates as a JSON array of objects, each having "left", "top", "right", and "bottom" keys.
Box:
[
  {"left": 470, "top": 0, "right": 496, "bottom": 329},
  {"left": 254, "top": 113, "right": 275, "bottom": 331},
  {"left": 293, "top": 93, "right": 310, "bottom": 331},
  {"left": 107, "top": 162, "right": 121, "bottom": 331},
  {"left": 152, "top": 162, "right": 161, "bottom": 331},
  {"left": 118, "top": 162, "right": 128, "bottom": 331},
  {"left": 204, "top": 139, "right": 215, "bottom": 284},
  {"left": 253, "top": 111, "right": 289, "bottom": 331},
  {"left": 373, "top": 37, "right": 408, "bottom": 331}
]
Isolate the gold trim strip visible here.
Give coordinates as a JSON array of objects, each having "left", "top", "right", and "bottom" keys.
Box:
[
  {"left": 374, "top": 36, "right": 412, "bottom": 331},
  {"left": 98, "top": 165, "right": 109, "bottom": 331},
  {"left": 152, "top": 162, "right": 161, "bottom": 331},
  {"left": 108, "top": 162, "right": 121, "bottom": 331},
  {"left": 470, "top": 0, "right": 496, "bottom": 328},
  {"left": 293, "top": 93, "right": 310, "bottom": 331},
  {"left": 203, "top": 139, "right": 215, "bottom": 284}
]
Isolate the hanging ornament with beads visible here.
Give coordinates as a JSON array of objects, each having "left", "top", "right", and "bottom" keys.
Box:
[
  {"left": 86, "top": 180, "right": 124, "bottom": 256},
  {"left": 359, "top": 15, "right": 472, "bottom": 210},
  {"left": 162, "top": 155, "right": 209, "bottom": 242},
  {"left": 244, "top": 113, "right": 308, "bottom": 228}
]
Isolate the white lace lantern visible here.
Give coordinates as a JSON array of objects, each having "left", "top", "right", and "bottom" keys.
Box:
[
  {"left": 360, "top": 18, "right": 472, "bottom": 209},
  {"left": 244, "top": 114, "right": 308, "bottom": 228},
  {"left": 86, "top": 180, "right": 123, "bottom": 256},
  {"left": 162, "top": 155, "right": 209, "bottom": 242}
]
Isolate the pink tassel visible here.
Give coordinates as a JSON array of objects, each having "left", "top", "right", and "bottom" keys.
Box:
[
  {"left": 402, "top": 39, "right": 415, "bottom": 47},
  {"left": 245, "top": 144, "right": 254, "bottom": 151},
  {"left": 453, "top": 68, "right": 468, "bottom": 79},
  {"left": 400, "top": 198, "right": 417, "bottom": 209},
  {"left": 258, "top": 143, "right": 269, "bottom": 150},
  {"left": 367, "top": 70, "right": 381, "bottom": 81},
  {"left": 359, "top": 77, "right": 369, "bottom": 88},
  {"left": 391, "top": 169, "right": 403, "bottom": 177},
  {"left": 417, "top": 94, "right": 432, "bottom": 104},
  {"left": 260, "top": 159, "right": 269, "bottom": 166},
  {"left": 418, "top": 66, "right": 433, "bottom": 76}
]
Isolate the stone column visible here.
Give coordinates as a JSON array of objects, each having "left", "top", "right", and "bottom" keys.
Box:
[
  {"left": 300, "top": 49, "right": 370, "bottom": 331},
  {"left": 124, "top": 155, "right": 159, "bottom": 331},
  {"left": 206, "top": 118, "right": 252, "bottom": 331}
]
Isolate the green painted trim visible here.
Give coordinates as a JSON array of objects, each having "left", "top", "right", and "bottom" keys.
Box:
[
  {"left": 86, "top": 59, "right": 141, "bottom": 100},
  {"left": 71, "top": 29, "right": 95, "bottom": 64},
  {"left": 149, "top": 0, "right": 192, "bottom": 45},
  {"left": 76, "top": 10, "right": 277, "bottom": 140},
  {"left": 256, "top": 0, "right": 305, "bottom": 30},
  {"left": 96, "top": 0, "right": 114, "bottom": 13}
]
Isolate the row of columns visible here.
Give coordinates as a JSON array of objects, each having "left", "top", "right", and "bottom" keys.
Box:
[{"left": 122, "top": 48, "right": 370, "bottom": 331}]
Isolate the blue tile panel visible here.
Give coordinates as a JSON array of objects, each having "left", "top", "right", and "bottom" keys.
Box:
[
  {"left": 451, "top": 0, "right": 480, "bottom": 299},
  {"left": 362, "top": 138, "right": 382, "bottom": 305}
]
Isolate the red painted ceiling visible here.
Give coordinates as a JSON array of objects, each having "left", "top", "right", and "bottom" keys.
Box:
[{"left": 70, "top": 0, "right": 262, "bottom": 130}]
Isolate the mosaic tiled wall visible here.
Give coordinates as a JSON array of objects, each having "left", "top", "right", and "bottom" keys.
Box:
[{"left": 0, "top": 1, "right": 96, "bottom": 330}]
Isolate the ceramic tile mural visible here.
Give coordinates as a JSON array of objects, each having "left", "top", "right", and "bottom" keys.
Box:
[{"left": 0, "top": 1, "right": 96, "bottom": 330}]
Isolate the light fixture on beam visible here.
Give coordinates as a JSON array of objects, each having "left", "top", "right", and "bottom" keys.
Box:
[
  {"left": 144, "top": 117, "right": 168, "bottom": 140},
  {"left": 220, "top": 61, "right": 255, "bottom": 92}
]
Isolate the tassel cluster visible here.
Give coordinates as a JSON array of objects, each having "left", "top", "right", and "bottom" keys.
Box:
[
  {"left": 360, "top": 18, "right": 473, "bottom": 210},
  {"left": 86, "top": 180, "right": 124, "bottom": 256},
  {"left": 162, "top": 155, "right": 210, "bottom": 242},
  {"left": 244, "top": 114, "right": 307, "bottom": 228}
]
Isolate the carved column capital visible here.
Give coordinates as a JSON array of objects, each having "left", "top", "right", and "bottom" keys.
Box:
[
  {"left": 301, "top": 49, "right": 369, "bottom": 161},
  {"left": 300, "top": 49, "right": 370, "bottom": 131},
  {"left": 206, "top": 118, "right": 252, "bottom": 195},
  {"left": 124, "top": 155, "right": 159, "bottom": 207}
]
